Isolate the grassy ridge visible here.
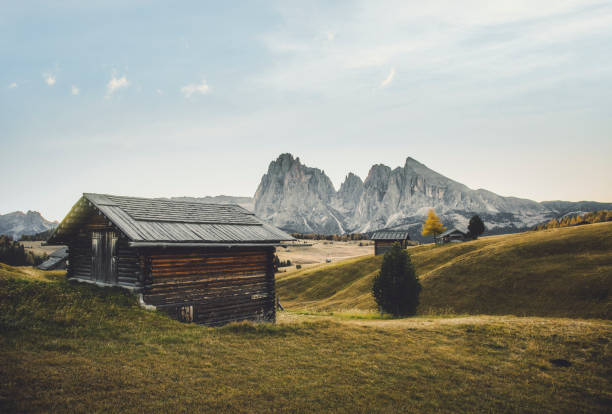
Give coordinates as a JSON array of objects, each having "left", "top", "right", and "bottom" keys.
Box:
[
  {"left": 1, "top": 264, "right": 611, "bottom": 413},
  {"left": 277, "top": 222, "right": 612, "bottom": 318},
  {"left": 276, "top": 255, "right": 383, "bottom": 311}
]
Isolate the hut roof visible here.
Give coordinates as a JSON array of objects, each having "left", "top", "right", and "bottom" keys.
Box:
[
  {"left": 48, "top": 193, "right": 294, "bottom": 247},
  {"left": 49, "top": 246, "right": 68, "bottom": 257},
  {"left": 37, "top": 247, "right": 68, "bottom": 270},
  {"left": 370, "top": 230, "right": 410, "bottom": 241},
  {"left": 439, "top": 228, "right": 466, "bottom": 237}
]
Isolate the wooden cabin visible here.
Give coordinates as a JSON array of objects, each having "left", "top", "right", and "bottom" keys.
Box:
[
  {"left": 439, "top": 228, "right": 467, "bottom": 244},
  {"left": 370, "top": 230, "right": 410, "bottom": 255},
  {"left": 47, "top": 193, "right": 293, "bottom": 326}
]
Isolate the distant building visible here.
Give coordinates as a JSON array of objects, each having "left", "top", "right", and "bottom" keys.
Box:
[
  {"left": 439, "top": 228, "right": 467, "bottom": 244},
  {"left": 37, "top": 247, "right": 68, "bottom": 270},
  {"left": 47, "top": 193, "right": 293, "bottom": 326},
  {"left": 370, "top": 231, "right": 411, "bottom": 255}
]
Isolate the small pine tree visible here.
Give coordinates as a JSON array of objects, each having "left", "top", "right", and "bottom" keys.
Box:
[
  {"left": 422, "top": 209, "right": 446, "bottom": 244},
  {"left": 372, "top": 243, "right": 421, "bottom": 316},
  {"left": 467, "top": 215, "right": 485, "bottom": 239}
]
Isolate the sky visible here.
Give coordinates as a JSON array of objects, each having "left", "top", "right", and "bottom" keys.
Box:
[{"left": 1, "top": 0, "right": 611, "bottom": 221}]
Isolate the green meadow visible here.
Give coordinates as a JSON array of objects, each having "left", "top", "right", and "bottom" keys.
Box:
[{"left": 1, "top": 223, "right": 611, "bottom": 413}]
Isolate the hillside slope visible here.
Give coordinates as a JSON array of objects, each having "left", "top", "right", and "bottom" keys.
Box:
[
  {"left": 276, "top": 222, "right": 612, "bottom": 318},
  {"left": 1, "top": 263, "right": 611, "bottom": 412}
]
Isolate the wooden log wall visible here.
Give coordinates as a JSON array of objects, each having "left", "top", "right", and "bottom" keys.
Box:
[
  {"left": 115, "top": 239, "right": 143, "bottom": 288},
  {"left": 67, "top": 232, "right": 142, "bottom": 288},
  {"left": 68, "top": 235, "right": 92, "bottom": 280},
  {"left": 374, "top": 240, "right": 406, "bottom": 255},
  {"left": 142, "top": 247, "right": 275, "bottom": 326}
]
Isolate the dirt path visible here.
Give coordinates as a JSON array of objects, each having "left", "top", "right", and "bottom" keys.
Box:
[{"left": 277, "top": 312, "right": 612, "bottom": 330}]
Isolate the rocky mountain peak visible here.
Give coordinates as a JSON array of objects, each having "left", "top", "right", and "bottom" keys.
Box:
[
  {"left": 272, "top": 153, "right": 300, "bottom": 172},
  {"left": 254, "top": 153, "right": 341, "bottom": 233},
  {"left": 335, "top": 173, "right": 364, "bottom": 214},
  {"left": 0, "top": 210, "right": 57, "bottom": 240},
  {"left": 363, "top": 164, "right": 392, "bottom": 201},
  {"left": 338, "top": 173, "right": 363, "bottom": 193}
]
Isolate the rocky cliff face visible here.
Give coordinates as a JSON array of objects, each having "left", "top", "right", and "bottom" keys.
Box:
[
  {"left": 254, "top": 154, "right": 556, "bottom": 239},
  {"left": 334, "top": 172, "right": 364, "bottom": 214},
  {"left": 0, "top": 211, "right": 58, "bottom": 240},
  {"left": 254, "top": 154, "right": 344, "bottom": 233}
]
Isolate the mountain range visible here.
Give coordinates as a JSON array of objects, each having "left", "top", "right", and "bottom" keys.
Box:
[
  {"left": 2, "top": 153, "right": 610, "bottom": 241},
  {"left": 251, "top": 154, "right": 612, "bottom": 241},
  {"left": 0, "top": 211, "right": 58, "bottom": 240}
]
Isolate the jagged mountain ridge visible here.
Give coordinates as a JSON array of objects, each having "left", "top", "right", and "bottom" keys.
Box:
[
  {"left": 253, "top": 153, "right": 609, "bottom": 240},
  {"left": 253, "top": 154, "right": 343, "bottom": 234},
  {"left": 0, "top": 211, "right": 58, "bottom": 240}
]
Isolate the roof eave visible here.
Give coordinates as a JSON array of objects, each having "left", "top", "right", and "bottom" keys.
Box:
[{"left": 128, "top": 241, "right": 285, "bottom": 248}]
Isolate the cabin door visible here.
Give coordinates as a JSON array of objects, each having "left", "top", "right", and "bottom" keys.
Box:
[{"left": 91, "top": 231, "right": 118, "bottom": 284}]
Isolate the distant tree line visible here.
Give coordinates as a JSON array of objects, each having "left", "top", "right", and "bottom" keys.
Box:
[
  {"left": 273, "top": 255, "right": 292, "bottom": 270},
  {"left": 290, "top": 233, "right": 369, "bottom": 241},
  {"left": 533, "top": 210, "right": 612, "bottom": 231},
  {"left": 0, "top": 235, "right": 48, "bottom": 266},
  {"left": 19, "top": 228, "right": 55, "bottom": 241}
]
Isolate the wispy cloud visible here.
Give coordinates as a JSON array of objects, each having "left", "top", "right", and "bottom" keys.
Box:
[
  {"left": 8, "top": 82, "right": 18, "bottom": 89},
  {"left": 257, "top": 0, "right": 611, "bottom": 102},
  {"left": 181, "top": 79, "right": 210, "bottom": 98},
  {"left": 71, "top": 85, "right": 79, "bottom": 95},
  {"left": 156, "top": 89, "right": 164, "bottom": 95},
  {"left": 106, "top": 75, "right": 130, "bottom": 97},
  {"left": 43, "top": 73, "right": 56, "bottom": 86},
  {"left": 380, "top": 67, "right": 395, "bottom": 88}
]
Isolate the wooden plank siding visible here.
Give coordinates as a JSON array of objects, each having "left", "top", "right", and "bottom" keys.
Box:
[
  {"left": 67, "top": 233, "right": 142, "bottom": 288},
  {"left": 67, "top": 236, "right": 92, "bottom": 280},
  {"left": 374, "top": 240, "right": 407, "bottom": 256},
  {"left": 143, "top": 247, "right": 276, "bottom": 326}
]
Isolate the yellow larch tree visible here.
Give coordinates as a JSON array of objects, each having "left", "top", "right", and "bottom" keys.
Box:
[{"left": 421, "top": 209, "right": 446, "bottom": 244}]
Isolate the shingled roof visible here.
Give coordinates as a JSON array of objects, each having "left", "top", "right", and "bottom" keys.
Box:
[
  {"left": 370, "top": 230, "right": 411, "bottom": 241},
  {"left": 48, "top": 193, "right": 294, "bottom": 247},
  {"left": 439, "top": 228, "right": 466, "bottom": 237},
  {"left": 37, "top": 247, "right": 68, "bottom": 270}
]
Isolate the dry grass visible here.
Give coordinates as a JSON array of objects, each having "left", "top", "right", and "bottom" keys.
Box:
[
  {"left": 0, "top": 264, "right": 611, "bottom": 413},
  {"left": 277, "top": 222, "right": 612, "bottom": 318},
  {"left": 18, "top": 241, "right": 64, "bottom": 257},
  {"left": 275, "top": 240, "right": 373, "bottom": 272}
]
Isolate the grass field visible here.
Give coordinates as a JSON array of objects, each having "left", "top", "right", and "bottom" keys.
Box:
[
  {"left": 277, "top": 222, "right": 612, "bottom": 319},
  {"left": 1, "top": 223, "right": 611, "bottom": 412},
  {"left": 275, "top": 239, "right": 374, "bottom": 272},
  {"left": 18, "top": 241, "right": 63, "bottom": 257}
]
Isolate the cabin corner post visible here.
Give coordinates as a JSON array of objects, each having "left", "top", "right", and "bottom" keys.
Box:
[{"left": 267, "top": 246, "right": 277, "bottom": 323}]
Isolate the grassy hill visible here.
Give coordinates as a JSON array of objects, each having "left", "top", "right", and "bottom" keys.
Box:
[
  {"left": 1, "top": 262, "right": 611, "bottom": 412},
  {"left": 277, "top": 222, "right": 612, "bottom": 318}
]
